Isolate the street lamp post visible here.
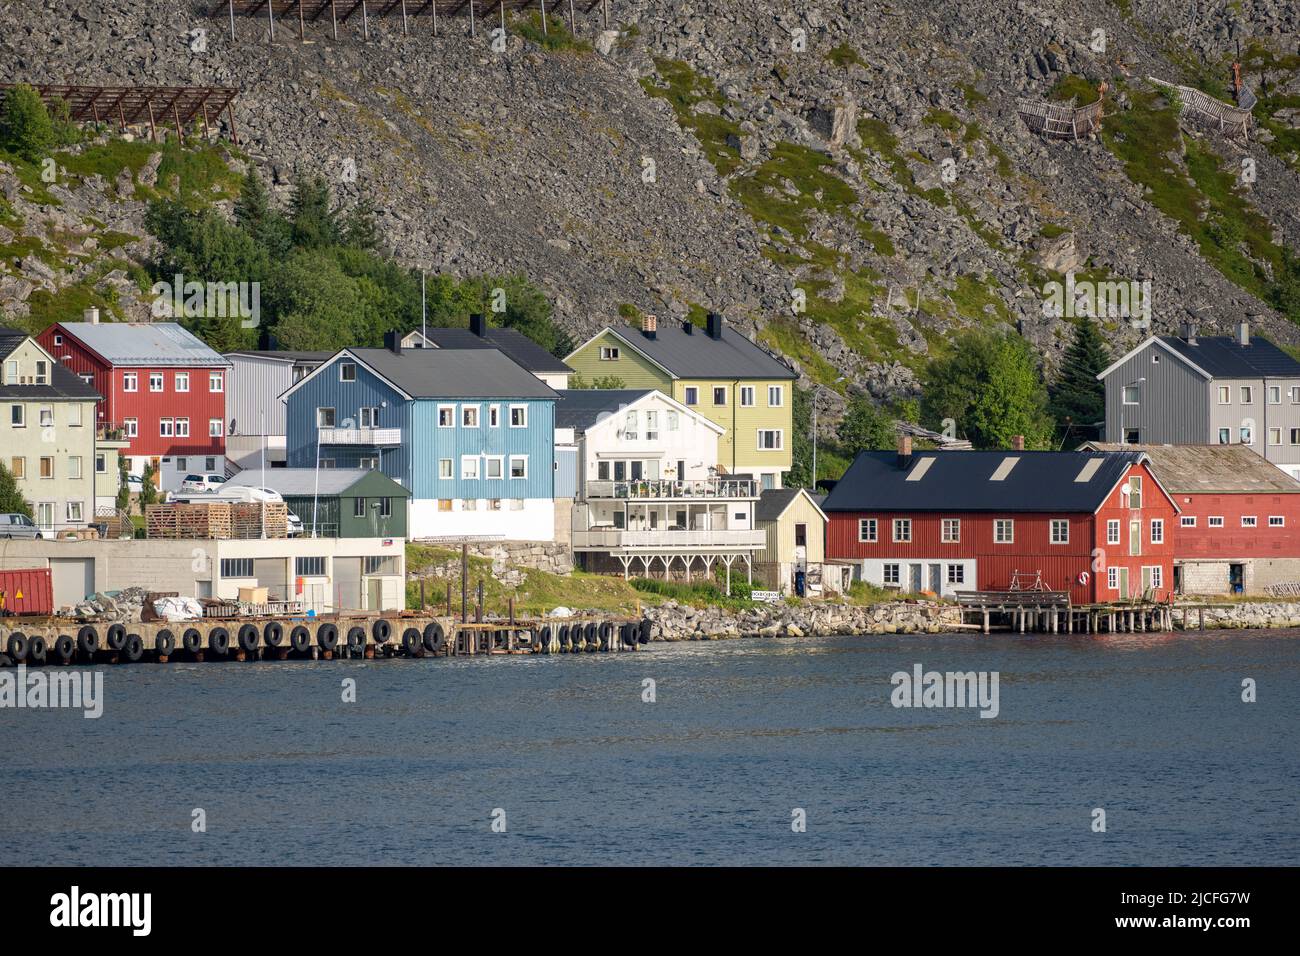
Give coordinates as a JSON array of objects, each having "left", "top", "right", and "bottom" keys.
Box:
[{"left": 810, "top": 378, "right": 846, "bottom": 489}]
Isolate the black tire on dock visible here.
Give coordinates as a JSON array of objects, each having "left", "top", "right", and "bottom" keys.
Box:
[
  {"left": 0, "top": 653, "right": 11, "bottom": 667},
  {"left": 122, "top": 633, "right": 144, "bottom": 663},
  {"left": 371, "top": 619, "right": 392, "bottom": 644},
  {"left": 263, "top": 621, "right": 284, "bottom": 647},
  {"left": 155, "top": 629, "right": 176, "bottom": 657},
  {"left": 599, "top": 622, "right": 614, "bottom": 649},
  {"left": 208, "top": 627, "right": 230, "bottom": 655},
  {"left": 54, "top": 634, "right": 75, "bottom": 662},
  {"left": 539, "top": 625, "right": 552, "bottom": 652},
  {"left": 290, "top": 625, "right": 311, "bottom": 653},
  {"left": 618, "top": 622, "right": 631, "bottom": 646},
  {"left": 6, "top": 632, "right": 27, "bottom": 661},
  {"left": 182, "top": 628, "right": 202, "bottom": 653},
  {"left": 106, "top": 623, "right": 127, "bottom": 651},
  {"left": 317, "top": 623, "right": 339, "bottom": 652},
  {"left": 639, "top": 619, "right": 652, "bottom": 644},
  {"left": 238, "top": 623, "right": 260, "bottom": 652},
  {"left": 422, "top": 621, "right": 444, "bottom": 653},
  {"left": 28, "top": 635, "right": 47, "bottom": 663},
  {"left": 77, "top": 625, "right": 99, "bottom": 655},
  {"left": 401, "top": 627, "right": 421, "bottom": 655},
  {"left": 584, "top": 622, "right": 599, "bottom": 647},
  {"left": 346, "top": 626, "right": 366, "bottom": 652},
  {"left": 558, "top": 624, "right": 570, "bottom": 649}
]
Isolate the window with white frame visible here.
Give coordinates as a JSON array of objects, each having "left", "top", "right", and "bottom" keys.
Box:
[
  {"left": 1108, "top": 519, "right": 1122, "bottom": 542},
  {"left": 1217, "top": 386, "right": 1230, "bottom": 404},
  {"left": 712, "top": 387, "right": 727, "bottom": 406},
  {"left": 38, "top": 406, "right": 53, "bottom": 427},
  {"left": 149, "top": 372, "right": 163, "bottom": 392},
  {"left": 159, "top": 418, "right": 174, "bottom": 437},
  {"left": 758, "top": 429, "right": 783, "bottom": 451},
  {"left": 623, "top": 411, "right": 638, "bottom": 440},
  {"left": 359, "top": 407, "right": 380, "bottom": 428},
  {"left": 209, "top": 419, "right": 223, "bottom": 437},
  {"left": 462, "top": 406, "right": 479, "bottom": 428},
  {"left": 1219, "top": 428, "right": 1231, "bottom": 444},
  {"left": 859, "top": 518, "right": 877, "bottom": 542},
  {"left": 892, "top": 518, "right": 911, "bottom": 542},
  {"left": 768, "top": 385, "right": 783, "bottom": 407},
  {"left": 1269, "top": 386, "right": 1282, "bottom": 404},
  {"left": 1150, "top": 519, "right": 1164, "bottom": 543},
  {"left": 1047, "top": 519, "right": 1067, "bottom": 543},
  {"left": 209, "top": 372, "right": 223, "bottom": 392},
  {"left": 175, "top": 372, "right": 189, "bottom": 392},
  {"left": 600, "top": 346, "right": 620, "bottom": 361},
  {"left": 510, "top": 456, "right": 527, "bottom": 479},
  {"left": 123, "top": 372, "right": 138, "bottom": 392},
  {"left": 1107, "top": 567, "right": 1119, "bottom": 589},
  {"left": 1241, "top": 386, "right": 1253, "bottom": 404},
  {"left": 1270, "top": 427, "right": 1282, "bottom": 446},
  {"left": 1181, "top": 516, "right": 1197, "bottom": 527},
  {"left": 1147, "top": 565, "right": 1164, "bottom": 589},
  {"left": 946, "top": 564, "right": 965, "bottom": 584},
  {"left": 439, "top": 459, "right": 452, "bottom": 479},
  {"left": 666, "top": 411, "right": 679, "bottom": 430},
  {"left": 462, "top": 456, "right": 479, "bottom": 479},
  {"left": 740, "top": 386, "right": 755, "bottom": 407},
  {"left": 485, "top": 456, "right": 504, "bottom": 480},
  {"left": 1242, "top": 515, "right": 1258, "bottom": 527},
  {"left": 684, "top": 387, "right": 698, "bottom": 405},
  {"left": 995, "top": 519, "right": 1014, "bottom": 543},
  {"left": 1209, "top": 516, "right": 1224, "bottom": 527},
  {"left": 488, "top": 405, "right": 500, "bottom": 428},
  {"left": 1269, "top": 516, "right": 1285, "bottom": 527},
  {"left": 340, "top": 363, "right": 356, "bottom": 382},
  {"left": 124, "top": 418, "right": 138, "bottom": 438},
  {"left": 68, "top": 404, "right": 82, "bottom": 427},
  {"left": 438, "top": 405, "right": 455, "bottom": 427},
  {"left": 1122, "top": 385, "right": 1140, "bottom": 405},
  {"left": 645, "top": 411, "right": 658, "bottom": 440},
  {"left": 883, "top": 564, "right": 900, "bottom": 586},
  {"left": 941, "top": 518, "right": 960, "bottom": 543},
  {"left": 510, "top": 405, "right": 527, "bottom": 428},
  {"left": 66, "top": 500, "right": 83, "bottom": 522},
  {"left": 68, "top": 456, "right": 82, "bottom": 480},
  {"left": 8, "top": 404, "right": 22, "bottom": 427}
]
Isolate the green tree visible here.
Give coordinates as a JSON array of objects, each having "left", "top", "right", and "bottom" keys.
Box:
[
  {"left": 0, "top": 84, "right": 55, "bottom": 163},
  {"left": 233, "top": 170, "right": 291, "bottom": 256},
  {"left": 0, "top": 460, "right": 32, "bottom": 517},
  {"left": 1047, "top": 320, "right": 1110, "bottom": 443},
  {"left": 115, "top": 457, "right": 130, "bottom": 513},
  {"left": 341, "top": 195, "right": 380, "bottom": 252},
  {"left": 568, "top": 374, "right": 626, "bottom": 389},
  {"left": 787, "top": 385, "right": 814, "bottom": 489},
  {"left": 267, "top": 248, "right": 368, "bottom": 350},
  {"left": 836, "top": 395, "right": 897, "bottom": 453},
  {"left": 289, "top": 174, "right": 339, "bottom": 249},
  {"left": 921, "top": 330, "right": 1053, "bottom": 449}
]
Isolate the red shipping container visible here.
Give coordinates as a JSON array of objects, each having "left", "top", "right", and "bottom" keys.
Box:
[{"left": 0, "top": 568, "right": 55, "bottom": 616}]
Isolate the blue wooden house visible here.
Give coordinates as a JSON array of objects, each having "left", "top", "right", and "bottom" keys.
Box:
[{"left": 281, "top": 337, "right": 560, "bottom": 541}]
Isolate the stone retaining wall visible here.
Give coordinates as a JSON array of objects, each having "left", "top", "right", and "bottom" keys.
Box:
[{"left": 646, "top": 598, "right": 962, "bottom": 640}]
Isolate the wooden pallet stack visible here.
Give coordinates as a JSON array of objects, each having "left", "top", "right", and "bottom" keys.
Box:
[
  {"left": 231, "top": 502, "right": 288, "bottom": 539},
  {"left": 147, "top": 502, "right": 288, "bottom": 539}
]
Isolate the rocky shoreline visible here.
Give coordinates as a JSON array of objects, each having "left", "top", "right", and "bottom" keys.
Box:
[{"left": 643, "top": 597, "right": 1300, "bottom": 640}]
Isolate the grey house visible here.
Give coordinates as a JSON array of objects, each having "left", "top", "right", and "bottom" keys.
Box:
[
  {"left": 223, "top": 350, "right": 331, "bottom": 469},
  {"left": 1098, "top": 322, "right": 1300, "bottom": 479}
]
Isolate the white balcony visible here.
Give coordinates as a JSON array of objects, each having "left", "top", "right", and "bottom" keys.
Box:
[
  {"left": 584, "top": 478, "right": 759, "bottom": 500},
  {"left": 318, "top": 427, "right": 402, "bottom": 445},
  {"left": 572, "top": 528, "right": 766, "bottom": 551}
]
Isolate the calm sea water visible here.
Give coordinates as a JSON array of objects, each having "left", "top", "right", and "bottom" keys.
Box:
[{"left": 1, "top": 631, "right": 1297, "bottom": 866}]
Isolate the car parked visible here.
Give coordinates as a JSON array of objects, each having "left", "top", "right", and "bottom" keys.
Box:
[
  {"left": 0, "top": 513, "right": 46, "bottom": 539},
  {"left": 179, "top": 473, "right": 227, "bottom": 494}
]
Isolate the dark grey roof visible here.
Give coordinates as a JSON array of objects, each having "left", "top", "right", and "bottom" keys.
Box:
[
  {"left": 349, "top": 348, "right": 559, "bottom": 400},
  {"left": 599, "top": 322, "right": 796, "bottom": 379},
  {"left": 413, "top": 327, "right": 573, "bottom": 374},
  {"left": 55, "top": 322, "right": 230, "bottom": 367},
  {"left": 0, "top": 328, "right": 101, "bottom": 401},
  {"left": 224, "top": 468, "right": 409, "bottom": 497},
  {"left": 225, "top": 350, "right": 333, "bottom": 363},
  {"left": 1160, "top": 336, "right": 1300, "bottom": 378},
  {"left": 554, "top": 389, "right": 654, "bottom": 430},
  {"left": 822, "top": 450, "right": 1148, "bottom": 513},
  {"left": 756, "top": 488, "right": 803, "bottom": 522}
]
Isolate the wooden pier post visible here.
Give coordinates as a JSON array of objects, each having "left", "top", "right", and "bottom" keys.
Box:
[{"left": 981, "top": 608, "right": 989, "bottom": 635}]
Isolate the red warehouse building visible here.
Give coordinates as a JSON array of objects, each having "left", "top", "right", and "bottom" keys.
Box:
[
  {"left": 38, "top": 311, "right": 232, "bottom": 492},
  {"left": 822, "top": 441, "right": 1179, "bottom": 605},
  {"left": 1088, "top": 442, "right": 1300, "bottom": 595}
]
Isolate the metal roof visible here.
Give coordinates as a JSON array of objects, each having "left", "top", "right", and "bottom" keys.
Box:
[
  {"left": 56, "top": 322, "right": 230, "bottom": 367},
  {"left": 822, "top": 450, "right": 1148, "bottom": 513},
  {"left": 1084, "top": 443, "right": 1300, "bottom": 494},
  {"left": 412, "top": 327, "right": 573, "bottom": 375},
  {"left": 554, "top": 389, "right": 655, "bottom": 430},
  {"left": 0, "top": 329, "right": 101, "bottom": 401},
  {"left": 590, "top": 322, "right": 797, "bottom": 380},
  {"left": 223, "top": 468, "right": 409, "bottom": 497},
  {"left": 756, "top": 487, "right": 827, "bottom": 523},
  {"left": 225, "top": 350, "right": 333, "bottom": 364},
  {"left": 347, "top": 348, "right": 559, "bottom": 400},
  {"left": 1159, "top": 336, "right": 1300, "bottom": 378}
]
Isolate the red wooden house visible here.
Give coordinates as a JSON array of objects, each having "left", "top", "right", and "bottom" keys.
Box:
[
  {"left": 38, "top": 312, "right": 231, "bottom": 490},
  {"left": 822, "top": 439, "right": 1179, "bottom": 604}
]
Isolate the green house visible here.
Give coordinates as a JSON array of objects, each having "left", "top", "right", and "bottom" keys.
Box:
[
  {"left": 224, "top": 468, "right": 410, "bottom": 538},
  {"left": 566, "top": 314, "right": 797, "bottom": 489}
]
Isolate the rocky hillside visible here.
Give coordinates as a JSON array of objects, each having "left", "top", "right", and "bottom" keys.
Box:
[{"left": 2, "top": 0, "right": 1299, "bottom": 416}]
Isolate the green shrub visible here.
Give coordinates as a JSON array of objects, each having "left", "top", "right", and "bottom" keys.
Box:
[{"left": 0, "top": 84, "right": 55, "bottom": 162}]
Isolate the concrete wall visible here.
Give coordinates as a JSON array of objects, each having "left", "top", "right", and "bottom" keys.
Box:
[{"left": 1179, "top": 557, "right": 1300, "bottom": 595}]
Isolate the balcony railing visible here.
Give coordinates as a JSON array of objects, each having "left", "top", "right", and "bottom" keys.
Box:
[
  {"left": 318, "top": 427, "right": 402, "bottom": 445},
  {"left": 585, "top": 478, "right": 759, "bottom": 500},
  {"left": 572, "top": 528, "right": 767, "bottom": 550}
]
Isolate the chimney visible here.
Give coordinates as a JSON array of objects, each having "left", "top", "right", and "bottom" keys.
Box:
[
  {"left": 1183, "top": 321, "right": 1198, "bottom": 346},
  {"left": 1238, "top": 317, "right": 1256, "bottom": 347},
  {"left": 706, "top": 311, "right": 724, "bottom": 340},
  {"left": 897, "top": 433, "right": 913, "bottom": 468},
  {"left": 84, "top": 307, "right": 99, "bottom": 325},
  {"left": 470, "top": 313, "right": 487, "bottom": 338},
  {"left": 642, "top": 314, "right": 657, "bottom": 340},
  {"left": 1012, "top": 434, "right": 1025, "bottom": 451},
  {"left": 383, "top": 330, "right": 402, "bottom": 355},
  {"left": 682, "top": 320, "right": 694, "bottom": 335}
]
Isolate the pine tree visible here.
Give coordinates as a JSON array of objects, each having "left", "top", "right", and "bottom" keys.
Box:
[
  {"left": 289, "top": 174, "right": 338, "bottom": 249},
  {"left": 341, "top": 195, "right": 379, "bottom": 252},
  {"left": 0, "top": 461, "right": 32, "bottom": 517},
  {"left": 1047, "top": 320, "right": 1110, "bottom": 443}
]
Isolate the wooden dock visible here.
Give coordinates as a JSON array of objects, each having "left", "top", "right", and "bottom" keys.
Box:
[{"left": 956, "top": 591, "right": 1175, "bottom": 634}]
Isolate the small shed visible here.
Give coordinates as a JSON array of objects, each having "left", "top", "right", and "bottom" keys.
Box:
[
  {"left": 224, "top": 468, "right": 410, "bottom": 538},
  {"left": 754, "top": 488, "right": 836, "bottom": 596}
]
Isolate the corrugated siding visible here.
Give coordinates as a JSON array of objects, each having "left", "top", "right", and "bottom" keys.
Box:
[
  {"left": 0, "top": 568, "right": 54, "bottom": 615},
  {"left": 1104, "top": 341, "right": 1208, "bottom": 443},
  {"left": 408, "top": 398, "right": 554, "bottom": 500},
  {"left": 554, "top": 446, "right": 578, "bottom": 498},
  {"left": 226, "top": 355, "right": 292, "bottom": 435},
  {"left": 1176, "top": 493, "right": 1300, "bottom": 558},
  {"left": 567, "top": 331, "right": 672, "bottom": 389}
]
